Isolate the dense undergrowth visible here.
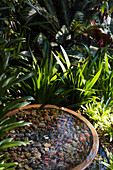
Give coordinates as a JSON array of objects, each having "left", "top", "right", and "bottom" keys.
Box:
[{"left": 0, "top": 0, "right": 113, "bottom": 169}]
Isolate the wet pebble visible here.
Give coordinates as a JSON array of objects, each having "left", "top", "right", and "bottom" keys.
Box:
[
  {"left": 0, "top": 108, "right": 93, "bottom": 170},
  {"left": 38, "top": 122, "right": 46, "bottom": 128}
]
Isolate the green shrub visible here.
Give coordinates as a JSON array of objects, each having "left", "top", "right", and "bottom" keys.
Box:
[{"left": 81, "top": 97, "right": 113, "bottom": 142}]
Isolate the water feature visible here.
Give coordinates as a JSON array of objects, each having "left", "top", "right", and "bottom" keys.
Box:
[{"left": 0, "top": 106, "right": 108, "bottom": 169}]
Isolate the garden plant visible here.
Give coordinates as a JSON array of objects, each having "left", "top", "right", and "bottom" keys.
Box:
[{"left": 0, "top": 0, "right": 113, "bottom": 169}]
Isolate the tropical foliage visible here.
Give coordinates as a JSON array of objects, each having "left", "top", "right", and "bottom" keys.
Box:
[
  {"left": 0, "top": 0, "right": 113, "bottom": 169},
  {"left": 81, "top": 97, "right": 113, "bottom": 141},
  {"left": 0, "top": 3, "right": 34, "bottom": 169}
]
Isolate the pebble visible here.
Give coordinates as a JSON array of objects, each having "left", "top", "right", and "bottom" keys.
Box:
[
  {"left": 44, "top": 147, "right": 49, "bottom": 151},
  {"left": 44, "top": 143, "right": 51, "bottom": 147},
  {"left": 32, "top": 142, "right": 41, "bottom": 147},
  {"left": 0, "top": 108, "right": 93, "bottom": 170},
  {"left": 31, "top": 110, "right": 37, "bottom": 115},
  {"left": 24, "top": 164, "right": 31, "bottom": 170},
  {"left": 10, "top": 130, "right": 15, "bottom": 133},
  {"left": 19, "top": 133, "right": 25, "bottom": 137},
  {"left": 38, "top": 122, "right": 46, "bottom": 128},
  {"left": 25, "top": 152, "right": 31, "bottom": 158},
  {"left": 44, "top": 134, "right": 49, "bottom": 139},
  {"left": 34, "top": 152, "right": 41, "bottom": 159}
]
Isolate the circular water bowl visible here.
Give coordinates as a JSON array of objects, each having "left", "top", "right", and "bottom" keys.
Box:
[{"left": 3, "top": 104, "right": 99, "bottom": 170}]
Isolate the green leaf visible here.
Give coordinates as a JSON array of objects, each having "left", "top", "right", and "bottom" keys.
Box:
[
  {"left": 60, "top": 45, "right": 71, "bottom": 69},
  {"left": 29, "top": 47, "right": 37, "bottom": 65},
  {"left": 0, "top": 162, "right": 17, "bottom": 169},
  {"left": 18, "top": 82, "right": 32, "bottom": 95},
  {"left": 37, "top": 65, "right": 41, "bottom": 89},
  {"left": 3, "top": 96, "right": 34, "bottom": 112},
  {"left": 61, "top": 0, "right": 69, "bottom": 27},
  {"left": 1, "top": 101, "right": 31, "bottom": 119},
  {"left": 0, "top": 121, "right": 32, "bottom": 138},
  {"left": 0, "top": 157, "right": 9, "bottom": 164},
  {"left": 0, "top": 116, "right": 16, "bottom": 126},
  {"left": 0, "top": 138, "right": 12, "bottom": 145},
  {"left": 25, "top": 1, "right": 41, "bottom": 15},
  {"left": 101, "top": 5, "right": 105, "bottom": 14},
  {"left": 0, "top": 7, "right": 10, "bottom": 10},
  {"left": 0, "top": 155, "right": 4, "bottom": 158},
  {"left": 0, "top": 168, "right": 5, "bottom": 170},
  {"left": 85, "top": 62, "right": 103, "bottom": 90},
  {"left": 105, "top": 53, "right": 109, "bottom": 74},
  {"left": 52, "top": 51, "right": 66, "bottom": 72},
  {"left": 0, "top": 18, "right": 8, "bottom": 21},
  {"left": 101, "top": 161, "right": 113, "bottom": 170},
  {"left": 0, "top": 72, "right": 35, "bottom": 97},
  {"left": 0, "top": 139, "right": 31, "bottom": 151}
]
